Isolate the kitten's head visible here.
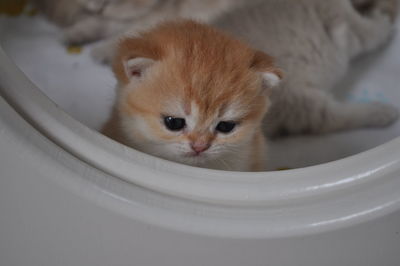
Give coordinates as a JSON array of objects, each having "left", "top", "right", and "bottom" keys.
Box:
[{"left": 112, "top": 20, "right": 282, "bottom": 168}]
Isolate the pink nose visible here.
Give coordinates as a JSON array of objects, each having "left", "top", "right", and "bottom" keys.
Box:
[{"left": 191, "top": 142, "right": 210, "bottom": 154}]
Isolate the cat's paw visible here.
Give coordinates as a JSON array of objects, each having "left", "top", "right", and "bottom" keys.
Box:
[
  {"left": 63, "top": 20, "right": 102, "bottom": 45},
  {"left": 64, "top": 28, "right": 91, "bottom": 45},
  {"left": 364, "top": 102, "right": 399, "bottom": 127},
  {"left": 90, "top": 42, "right": 115, "bottom": 65}
]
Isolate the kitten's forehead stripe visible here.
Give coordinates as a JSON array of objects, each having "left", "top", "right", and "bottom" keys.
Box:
[{"left": 184, "top": 102, "right": 199, "bottom": 130}]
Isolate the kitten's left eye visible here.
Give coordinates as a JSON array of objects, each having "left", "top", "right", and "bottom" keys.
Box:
[
  {"left": 216, "top": 121, "right": 236, "bottom": 133},
  {"left": 163, "top": 116, "right": 186, "bottom": 131}
]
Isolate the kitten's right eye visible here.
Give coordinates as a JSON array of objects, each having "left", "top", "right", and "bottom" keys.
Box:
[{"left": 163, "top": 116, "right": 186, "bottom": 131}]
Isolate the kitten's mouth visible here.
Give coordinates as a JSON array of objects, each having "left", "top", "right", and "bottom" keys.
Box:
[
  {"left": 183, "top": 151, "right": 210, "bottom": 160},
  {"left": 186, "top": 152, "right": 205, "bottom": 158},
  {"left": 182, "top": 153, "right": 210, "bottom": 166}
]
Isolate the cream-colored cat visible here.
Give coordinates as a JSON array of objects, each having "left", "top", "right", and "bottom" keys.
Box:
[{"left": 102, "top": 20, "right": 283, "bottom": 171}]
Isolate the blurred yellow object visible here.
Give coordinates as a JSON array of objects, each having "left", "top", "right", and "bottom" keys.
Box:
[
  {"left": 67, "top": 45, "right": 83, "bottom": 54},
  {"left": 0, "top": 0, "right": 28, "bottom": 16},
  {"left": 276, "top": 167, "right": 292, "bottom": 171}
]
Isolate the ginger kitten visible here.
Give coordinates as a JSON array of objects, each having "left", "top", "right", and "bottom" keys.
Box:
[{"left": 102, "top": 20, "right": 282, "bottom": 171}]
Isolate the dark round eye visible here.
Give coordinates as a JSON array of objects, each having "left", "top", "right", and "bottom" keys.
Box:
[
  {"left": 216, "top": 121, "right": 236, "bottom": 133},
  {"left": 163, "top": 116, "right": 186, "bottom": 131}
]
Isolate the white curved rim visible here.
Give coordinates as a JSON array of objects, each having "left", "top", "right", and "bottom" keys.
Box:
[{"left": 1, "top": 47, "right": 400, "bottom": 238}]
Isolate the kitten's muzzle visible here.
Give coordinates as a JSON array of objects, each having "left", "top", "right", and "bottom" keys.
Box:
[{"left": 190, "top": 142, "right": 210, "bottom": 155}]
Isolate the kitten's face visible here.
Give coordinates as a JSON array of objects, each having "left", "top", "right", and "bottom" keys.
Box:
[
  {"left": 117, "top": 57, "right": 271, "bottom": 167},
  {"left": 112, "top": 21, "right": 282, "bottom": 169}
]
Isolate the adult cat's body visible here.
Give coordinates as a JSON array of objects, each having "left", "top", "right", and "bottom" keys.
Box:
[{"left": 214, "top": 0, "right": 399, "bottom": 137}]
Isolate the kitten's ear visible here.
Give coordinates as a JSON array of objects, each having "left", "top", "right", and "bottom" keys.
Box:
[
  {"left": 123, "top": 57, "right": 155, "bottom": 81},
  {"left": 251, "top": 50, "right": 283, "bottom": 89},
  {"left": 112, "top": 37, "right": 161, "bottom": 85}
]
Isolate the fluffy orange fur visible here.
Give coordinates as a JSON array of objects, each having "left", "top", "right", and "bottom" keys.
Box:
[{"left": 103, "top": 20, "right": 282, "bottom": 171}]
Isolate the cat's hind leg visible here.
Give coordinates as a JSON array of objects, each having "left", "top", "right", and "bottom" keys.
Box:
[{"left": 266, "top": 89, "right": 398, "bottom": 137}]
